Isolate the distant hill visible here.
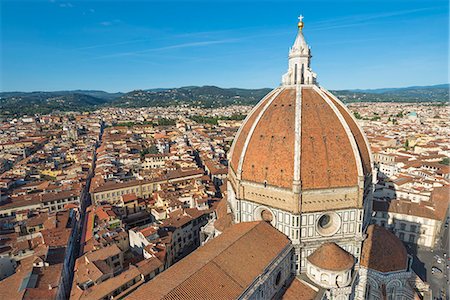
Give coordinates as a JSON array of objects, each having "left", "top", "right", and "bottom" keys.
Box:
[
  {"left": 0, "top": 91, "right": 112, "bottom": 115},
  {"left": 0, "top": 84, "right": 447, "bottom": 116},
  {"left": 114, "top": 86, "right": 272, "bottom": 108},
  {"left": 349, "top": 84, "right": 448, "bottom": 94},
  {"left": 333, "top": 84, "right": 449, "bottom": 103}
]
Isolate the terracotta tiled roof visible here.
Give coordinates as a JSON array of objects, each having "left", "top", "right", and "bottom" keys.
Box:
[
  {"left": 301, "top": 88, "right": 358, "bottom": 189},
  {"left": 76, "top": 266, "right": 142, "bottom": 300},
  {"left": 307, "top": 242, "right": 354, "bottom": 271},
  {"left": 282, "top": 278, "right": 318, "bottom": 300},
  {"left": 360, "top": 225, "right": 408, "bottom": 273},
  {"left": 139, "top": 226, "right": 157, "bottom": 238},
  {"left": 230, "top": 86, "right": 367, "bottom": 190},
  {"left": 0, "top": 255, "right": 63, "bottom": 300},
  {"left": 241, "top": 88, "right": 296, "bottom": 188},
  {"left": 136, "top": 257, "right": 163, "bottom": 276},
  {"left": 230, "top": 89, "right": 278, "bottom": 173},
  {"left": 23, "top": 288, "right": 57, "bottom": 299},
  {"left": 127, "top": 221, "right": 290, "bottom": 300},
  {"left": 0, "top": 256, "right": 33, "bottom": 299},
  {"left": 122, "top": 193, "right": 138, "bottom": 203},
  {"left": 323, "top": 89, "right": 372, "bottom": 176},
  {"left": 91, "top": 243, "right": 121, "bottom": 258},
  {"left": 373, "top": 186, "right": 449, "bottom": 221}
]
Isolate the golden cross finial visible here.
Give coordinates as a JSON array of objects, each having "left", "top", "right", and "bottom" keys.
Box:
[{"left": 297, "top": 15, "right": 304, "bottom": 30}]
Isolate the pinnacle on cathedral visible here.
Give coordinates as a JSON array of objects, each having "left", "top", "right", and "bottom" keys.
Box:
[
  {"left": 291, "top": 15, "right": 309, "bottom": 57},
  {"left": 282, "top": 15, "right": 317, "bottom": 86}
]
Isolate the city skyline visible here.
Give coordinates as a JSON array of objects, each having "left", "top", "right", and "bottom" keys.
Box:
[
  {"left": 0, "top": 5, "right": 449, "bottom": 299},
  {"left": 1, "top": 0, "right": 448, "bottom": 92}
]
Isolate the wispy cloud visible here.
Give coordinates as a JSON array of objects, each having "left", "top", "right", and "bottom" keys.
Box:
[
  {"left": 308, "top": 7, "right": 442, "bottom": 31},
  {"left": 74, "top": 39, "right": 149, "bottom": 51},
  {"left": 99, "top": 19, "right": 122, "bottom": 27},
  {"left": 82, "top": 8, "right": 95, "bottom": 16},
  {"left": 153, "top": 40, "right": 238, "bottom": 51},
  {"left": 315, "top": 37, "right": 384, "bottom": 46},
  {"left": 59, "top": 2, "right": 73, "bottom": 8},
  {"left": 95, "top": 38, "right": 239, "bottom": 59}
]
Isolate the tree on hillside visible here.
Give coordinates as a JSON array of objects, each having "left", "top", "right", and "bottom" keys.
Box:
[{"left": 440, "top": 157, "right": 450, "bottom": 165}]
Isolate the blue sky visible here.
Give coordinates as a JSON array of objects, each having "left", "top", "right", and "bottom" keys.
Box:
[{"left": 1, "top": 0, "right": 448, "bottom": 92}]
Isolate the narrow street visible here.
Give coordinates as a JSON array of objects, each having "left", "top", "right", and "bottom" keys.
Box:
[
  {"left": 64, "top": 120, "right": 104, "bottom": 298},
  {"left": 411, "top": 215, "right": 449, "bottom": 300}
]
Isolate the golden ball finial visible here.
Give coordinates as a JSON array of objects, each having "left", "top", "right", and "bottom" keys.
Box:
[{"left": 298, "top": 15, "right": 304, "bottom": 30}]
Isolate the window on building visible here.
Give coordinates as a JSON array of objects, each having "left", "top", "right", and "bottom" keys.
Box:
[
  {"left": 400, "top": 223, "right": 406, "bottom": 230},
  {"left": 261, "top": 210, "right": 273, "bottom": 223},
  {"left": 275, "top": 271, "right": 282, "bottom": 286},
  {"left": 365, "top": 284, "right": 372, "bottom": 299},
  {"left": 410, "top": 225, "right": 417, "bottom": 232}
]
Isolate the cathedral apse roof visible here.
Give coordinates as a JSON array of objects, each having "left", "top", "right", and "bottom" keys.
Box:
[
  {"left": 360, "top": 225, "right": 408, "bottom": 273},
  {"left": 307, "top": 242, "right": 354, "bottom": 271}
]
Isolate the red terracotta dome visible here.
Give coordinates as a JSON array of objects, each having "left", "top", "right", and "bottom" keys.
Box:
[{"left": 229, "top": 85, "right": 371, "bottom": 191}]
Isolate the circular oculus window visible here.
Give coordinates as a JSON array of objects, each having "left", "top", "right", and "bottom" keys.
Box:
[
  {"left": 261, "top": 209, "right": 273, "bottom": 222},
  {"left": 316, "top": 212, "right": 341, "bottom": 236}
]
